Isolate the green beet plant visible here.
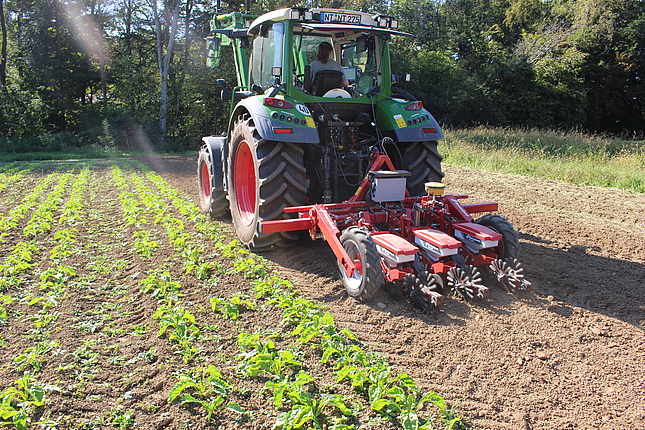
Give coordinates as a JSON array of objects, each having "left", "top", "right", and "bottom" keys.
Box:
[
  {"left": 0, "top": 373, "right": 47, "bottom": 430},
  {"left": 168, "top": 365, "right": 244, "bottom": 421}
]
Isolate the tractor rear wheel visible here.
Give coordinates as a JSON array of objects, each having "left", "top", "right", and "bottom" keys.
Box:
[
  {"left": 228, "top": 115, "right": 307, "bottom": 249},
  {"left": 475, "top": 214, "right": 520, "bottom": 259},
  {"left": 401, "top": 141, "right": 443, "bottom": 196},
  {"left": 338, "top": 227, "right": 383, "bottom": 301},
  {"left": 198, "top": 149, "right": 229, "bottom": 219}
]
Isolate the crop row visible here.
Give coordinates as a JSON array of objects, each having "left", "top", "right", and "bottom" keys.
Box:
[{"left": 1, "top": 167, "right": 90, "bottom": 429}]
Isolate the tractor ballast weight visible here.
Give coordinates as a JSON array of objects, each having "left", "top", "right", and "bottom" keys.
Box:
[{"left": 198, "top": 8, "right": 530, "bottom": 309}]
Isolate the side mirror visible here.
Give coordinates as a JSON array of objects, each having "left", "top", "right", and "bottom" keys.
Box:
[
  {"left": 206, "top": 37, "right": 221, "bottom": 68},
  {"left": 220, "top": 89, "right": 232, "bottom": 101}
]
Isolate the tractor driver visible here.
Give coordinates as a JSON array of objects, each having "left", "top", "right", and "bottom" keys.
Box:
[{"left": 310, "top": 42, "right": 350, "bottom": 88}]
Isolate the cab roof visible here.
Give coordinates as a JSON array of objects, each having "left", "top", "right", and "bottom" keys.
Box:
[{"left": 248, "top": 8, "right": 410, "bottom": 37}]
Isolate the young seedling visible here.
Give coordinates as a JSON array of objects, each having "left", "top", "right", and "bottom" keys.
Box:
[
  {"left": 210, "top": 293, "right": 256, "bottom": 320},
  {"left": 271, "top": 370, "right": 354, "bottom": 429},
  {"left": 168, "top": 365, "right": 244, "bottom": 421},
  {"left": 0, "top": 373, "right": 46, "bottom": 430}
]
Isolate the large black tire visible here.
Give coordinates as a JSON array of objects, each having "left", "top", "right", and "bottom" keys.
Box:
[
  {"left": 338, "top": 227, "right": 383, "bottom": 301},
  {"left": 475, "top": 214, "right": 520, "bottom": 259},
  {"left": 228, "top": 114, "right": 307, "bottom": 249},
  {"left": 197, "top": 149, "right": 229, "bottom": 219},
  {"left": 400, "top": 141, "right": 444, "bottom": 196}
]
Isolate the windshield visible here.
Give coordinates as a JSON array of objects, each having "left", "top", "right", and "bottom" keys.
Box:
[{"left": 293, "top": 31, "right": 380, "bottom": 97}]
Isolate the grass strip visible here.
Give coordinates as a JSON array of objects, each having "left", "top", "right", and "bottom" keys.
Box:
[{"left": 442, "top": 127, "right": 645, "bottom": 193}]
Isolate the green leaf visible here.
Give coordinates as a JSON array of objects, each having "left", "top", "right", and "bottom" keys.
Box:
[
  {"left": 180, "top": 393, "right": 201, "bottom": 405},
  {"left": 225, "top": 402, "right": 245, "bottom": 414},
  {"left": 419, "top": 391, "right": 446, "bottom": 412},
  {"left": 401, "top": 411, "right": 420, "bottom": 430},
  {"left": 324, "top": 394, "right": 353, "bottom": 416},
  {"left": 321, "top": 346, "right": 340, "bottom": 363},
  {"left": 371, "top": 398, "right": 393, "bottom": 411},
  {"left": 266, "top": 381, "right": 287, "bottom": 409},
  {"left": 168, "top": 380, "right": 194, "bottom": 403}
]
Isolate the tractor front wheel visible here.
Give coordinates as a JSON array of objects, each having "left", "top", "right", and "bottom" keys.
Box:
[
  {"left": 401, "top": 141, "right": 443, "bottom": 196},
  {"left": 198, "top": 149, "right": 229, "bottom": 219},
  {"left": 338, "top": 227, "right": 383, "bottom": 301},
  {"left": 228, "top": 115, "right": 307, "bottom": 249}
]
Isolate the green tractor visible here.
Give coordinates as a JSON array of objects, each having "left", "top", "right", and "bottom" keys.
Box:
[{"left": 198, "top": 8, "right": 444, "bottom": 249}]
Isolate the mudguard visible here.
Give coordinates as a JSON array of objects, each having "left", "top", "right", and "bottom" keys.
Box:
[
  {"left": 375, "top": 99, "right": 444, "bottom": 142},
  {"left": 393, "top": 113, "right": 443, "bottom": 142},
  {"left": 201, "top": 135, "right": 227, "bottom": 191},
  {"left": 231, "top": 98, "right": 320, "bottom": 144}
]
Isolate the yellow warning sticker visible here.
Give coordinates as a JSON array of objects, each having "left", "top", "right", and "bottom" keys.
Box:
[
  {"left": 306, "top": 116, "right": 315, "bottom": 128},
  {"left": 394, "top": 114, "right": 406, "bottom": 128}
]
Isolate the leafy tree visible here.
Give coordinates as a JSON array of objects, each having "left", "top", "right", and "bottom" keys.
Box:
[
  {"left": 1, "top": 0, "right": 644, "bottom": 149},
  {"left": 0, "top": 0, "right": 7, "bottom": 88}
]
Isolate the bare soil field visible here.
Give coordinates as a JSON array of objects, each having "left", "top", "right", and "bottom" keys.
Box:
[{"left": 0, "top": 154, "right": 643, "bottom": 430}]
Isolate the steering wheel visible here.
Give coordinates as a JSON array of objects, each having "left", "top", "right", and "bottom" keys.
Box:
[{"left": 294, "top": 73, "right": 305, "bottom": 90}]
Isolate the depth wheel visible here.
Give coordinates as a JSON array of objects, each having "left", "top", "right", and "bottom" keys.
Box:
[
  {"left": 405, "top": 271, "right": 443, "bottom": 311},
  {"left": 198, "top": 149, "right": 229, "bottom": 219},
  {"left": 400, "top": 141, "right": 443, "bottom": 196},
  {"left": 338, "top": 227, "right": 383, "bottom": 301},
  {"left": 228, "top": 115, "right": 307, "bottom": 249},
  {"left": 447, "top": 266, "right": 486, "bottom": 300},
  {"left": 475, "top": 214, "right": 520, "bottom": 259}
]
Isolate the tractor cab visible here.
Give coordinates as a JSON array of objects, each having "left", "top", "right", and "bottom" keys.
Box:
[{"left": 245, "top": 9, "right": 407, "bottom": 102}]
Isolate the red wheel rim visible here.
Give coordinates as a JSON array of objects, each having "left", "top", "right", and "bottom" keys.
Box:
[
  {"left": 234, "top": 140, "right": 256, "bottom": 226},
  {"left": 200, "top": 161, "right": 211, "bottom": 200}
]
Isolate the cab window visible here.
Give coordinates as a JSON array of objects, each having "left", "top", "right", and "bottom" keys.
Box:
[
  {"left": 340, "top": 35, "right": 379, "bottom": 95},
  {"left": 249, "top": 23, "right": 284, "bottom": 90}
]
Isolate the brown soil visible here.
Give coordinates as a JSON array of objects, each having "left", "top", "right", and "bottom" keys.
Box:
[
  {"left": 153, "top": 154, "right": 645, "bottom": 430},
  {"left": 1, "top": 154, "right": 643, "bottom": 430}
]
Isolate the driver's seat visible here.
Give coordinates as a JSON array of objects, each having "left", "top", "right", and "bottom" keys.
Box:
[{"left": 311, "top": 70, "right": 344, "bottom": 96}]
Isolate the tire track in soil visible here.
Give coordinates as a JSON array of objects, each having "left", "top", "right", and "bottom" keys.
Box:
[{"left": 144, "top": 154, "right": 645, "bottom": 430}]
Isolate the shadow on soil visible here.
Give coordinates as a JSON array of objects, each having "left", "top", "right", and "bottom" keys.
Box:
[{"left": 261, "top": 232, "right": 645, "bottom": 330}]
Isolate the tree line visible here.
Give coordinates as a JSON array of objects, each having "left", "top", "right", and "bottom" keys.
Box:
[{"left": 0, "top": 0, "right": 643, "bottom": 152}]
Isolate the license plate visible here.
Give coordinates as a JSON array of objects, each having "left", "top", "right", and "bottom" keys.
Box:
[{"left": 321, "top": 12, "right": 360, "bottom": 24}]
